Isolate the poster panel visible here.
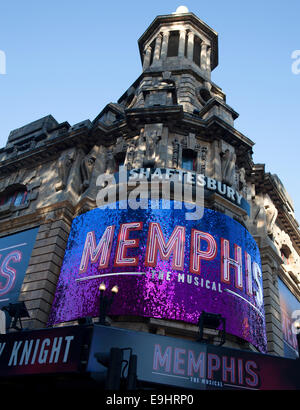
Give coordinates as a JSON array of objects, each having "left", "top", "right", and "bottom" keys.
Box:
[
  {"left": 88, "top": 325, "right": 300, "bottom": 390},
  {"left": 278, "top": 278, "right": 300, "bottom": 358},
  {"left": 0, "top": 227, "right": 38, "bottom": 309}
]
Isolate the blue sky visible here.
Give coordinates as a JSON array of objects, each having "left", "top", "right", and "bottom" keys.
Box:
[{"left": 0, "top": 0, "right": 300, "bottom": 220}]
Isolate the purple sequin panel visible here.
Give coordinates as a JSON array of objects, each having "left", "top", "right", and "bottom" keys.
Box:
[{"left": 48, "top": 201, "right": 267, "bottom": 353}]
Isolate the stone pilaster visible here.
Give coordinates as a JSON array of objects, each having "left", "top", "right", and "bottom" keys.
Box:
[
  {"left": 201, "top": 42, "right": 208, "bottom": 70},
  {"left": 206, "top": 45, "right": 211, "bottom": 71},
  {"left": 160, "top": 31, "right": 170, "bottom": 60},
  {"left": 187, "top": 31, "right": 194, "bottom": 60},
  {"left": 178, "top": 29, "right": 186, "bottom": 57},
  {"left": 19, "top": 205, "right": 73, "bottom": 329},
  {"left": 153, "top": 33, "right": 162, "bottom": 64},
  {"left": 258, "top": 236, "right": 285, "bottom": 356},
  {"left": 143, "top": 45, "right": 152, "bottom": 70}
]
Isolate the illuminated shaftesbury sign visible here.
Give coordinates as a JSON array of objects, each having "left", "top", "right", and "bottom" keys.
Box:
[{"left": 48, "top": 200, "right": 267, "bottom": 352}]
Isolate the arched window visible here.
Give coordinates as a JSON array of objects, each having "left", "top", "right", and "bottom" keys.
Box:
[
  {"left": 114, "top": 152, "right": 126, "bottom": 171},
  {"left": 0, "top": 186, "right": 27, "bottom": 207},
  {"left": 281, "top": 245, "right": 291, "bottom": 265}
]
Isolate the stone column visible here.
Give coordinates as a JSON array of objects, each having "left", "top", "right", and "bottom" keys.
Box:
[
  {"left": 201, "top": 43, "right": 208, "bottom": 70},
  {"left": 143, "top": 45, "right": 152, "bottom": 70},
  {"left": 160, "top": 31, "right": 170, "bottom": 60},
  {"left": 187, "top": 31, "right": 194, "bottom": 61},
  {"left": 20, "top": 206, "right": 74, "bottom": 329},
  {"left": 178, "top": 29, "right": 186, "bottom": 57},
  {"left": 153, "top": 33, "right": 163, "bottom": 63},
  {"left": 206, "top": 46, "right": 211, "bottom": 71}
]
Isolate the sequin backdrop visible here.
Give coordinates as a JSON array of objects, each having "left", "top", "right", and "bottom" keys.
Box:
[{"left": 48, "top": 200, "right": 267, "bottom": 352}]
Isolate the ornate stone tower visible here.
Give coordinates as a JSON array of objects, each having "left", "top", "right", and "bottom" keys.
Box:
[
  {"left": 139, "top": 6, "right": 218, "bottom": 109},
  {"left": 0, "top": 7, "right": 299, "bottom": 360},
  {"left": 90, "top": 7, "right": 248, "bottom": 200}
]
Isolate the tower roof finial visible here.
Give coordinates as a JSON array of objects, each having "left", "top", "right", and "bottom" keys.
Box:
[{"left": 173, "top": 5, "right": 189, "bottom": 14}]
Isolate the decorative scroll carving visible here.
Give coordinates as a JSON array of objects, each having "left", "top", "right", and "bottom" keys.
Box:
[
  {"left": 172, "top": 138, "right": 180, "bottom": 168},
  {"left": 126, "top": 140, "right": 137, "bottom": 169},
  {"left": 199, "top": 146, "right": 208, "bottom": 174}
]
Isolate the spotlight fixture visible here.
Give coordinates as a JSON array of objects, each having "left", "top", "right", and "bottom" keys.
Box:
[
  {"left": 0, "top": 309, "right": 6, "bottom": 334},
  {"left": 111, "top": 285, "right": 119, "bottom": 294},
  {"left": 2, "top": 302, "right": 30, "bottom": 331},
  {"left": 99, "top": 282, "right": 106, "bottom": 292},
  {"left": 293, "top": 318, "right": 300, "bottom": 358},
  {"left": 98, "top": 283, "right": 119, "bottom": 326},
  {"left": 197, "top": 311, "right": 226, "bottom": 346},
  {"left": 77, "top": 316, "right": 93, "bottom": 326}
]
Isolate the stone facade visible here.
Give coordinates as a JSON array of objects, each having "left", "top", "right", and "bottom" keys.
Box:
[{"left": 0, "top": 9, "right": 299, "bottom": 357}]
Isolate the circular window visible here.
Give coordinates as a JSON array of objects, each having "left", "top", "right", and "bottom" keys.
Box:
[{"left": 196, "top": 86, "right": 212, "bottom": 105}]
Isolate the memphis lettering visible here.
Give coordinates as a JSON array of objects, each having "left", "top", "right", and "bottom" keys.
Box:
[
  {"left": 0, "top": 250, "right": 22, "bottom": 297},
  {"left": 78, "top": 221, "right": 263, "bottom": 307},
  {"left": 152, "top": 343, "right": 260, "bottom": 389}
]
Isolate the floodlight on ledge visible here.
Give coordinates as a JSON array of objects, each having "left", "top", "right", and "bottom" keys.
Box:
[
  {"left": 111, "top": 285, "right": 119, "bottom": 294},
  {"left": 99, "top": 282, "right": 106, "bottom": 292}
]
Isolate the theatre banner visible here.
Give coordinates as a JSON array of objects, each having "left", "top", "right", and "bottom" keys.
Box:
[
  {"left": 48, "top": 200, "right": 267, "bottom": 352},
  {"left": 0, "top": 325, "right": 89, "bottom": 376},
  {"left": 87, "top": 325, "right": 300, "bottom": 390},
  {"left": 278, "top": 278, "right": 300, "bottom": 359},
  {"left": 0, "top": 227, "right": 38, "bottom": 309}
]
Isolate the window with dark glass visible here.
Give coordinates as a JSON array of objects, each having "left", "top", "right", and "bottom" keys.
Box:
[
  {"left": 184, "top": 33, "right": 188, "bottom": 57},
  {"left": 149, "top": 39, "right": 156, "bottom": 66},
  {"left": 167, "top": 31, "right": 180, "bottom": 57},
  {"left": 281, "top": 246, "right": 291, "bottom": 265},
  {"left": 182, "top": 149, "right": 197, "bottom": 171},
  {"left": 193, "top": 36, "right": 202, "bottom": 67},
  {"left": 0, "top": 187, "right": 27, "bottom": 207},
  {"left": 114, "top": 152, "right": 126, "bottom": 171}
]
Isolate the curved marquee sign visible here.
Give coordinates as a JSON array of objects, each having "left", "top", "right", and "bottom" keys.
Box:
[{"left": 48, "top": 201, "right": 267, "bottom": 352}]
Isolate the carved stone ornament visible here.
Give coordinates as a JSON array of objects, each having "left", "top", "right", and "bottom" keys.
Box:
[
  {"left": 221, "top": 149, "right": 236, "bottom": 186},
  {"left": 172, "top": 138, "right": 180, "bottom": 168},
  {"left": 263, "top": 194, "right": 278, "bottom": 235},
  {"left": 106, "top": 150, "right": 116, "bottom": 174},
  {"left": 126, "top": 140, "right": 137, "bottom": 169},
  {"left": 80, "top": 149, "right": 96, "bottom": 193},
  {"left": 238, "top": 167, "right": 246, "bottom": 190},
  {"left": 55, "top": 149, "right": 76, "bottom": 191},
  {"left": 143, "top": 125, "right": 162, "bottom": 167},
  {"left": 199, "top": 146, "right": 208, "bottom": 174}
]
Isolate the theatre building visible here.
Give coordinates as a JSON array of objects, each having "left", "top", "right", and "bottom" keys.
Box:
[{"left": 0, "top": 7, "right": 299, "bottom": 391}]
